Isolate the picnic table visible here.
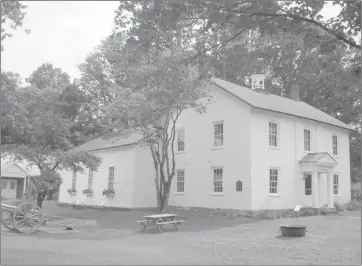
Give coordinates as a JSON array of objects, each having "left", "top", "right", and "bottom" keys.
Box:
[{"left": 137, "top": 213, "right": 184, "bottom": 233}]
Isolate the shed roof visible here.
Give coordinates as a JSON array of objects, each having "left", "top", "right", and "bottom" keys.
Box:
[{"left": 211, "top": 78, "right": 352, "bottom": 131}]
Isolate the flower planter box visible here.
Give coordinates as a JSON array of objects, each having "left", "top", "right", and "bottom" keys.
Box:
[
  {"left": 67, "top": 188, "right": 77, "bottom": 196},
  {"left": 102, "top": 189, "right": 115, "bottom": 197},
  {"left": 83, "top": 189, "right": 93, "bottom": 197},
  {"left": 279, "top": 224, "right": 307, "bottom": 237}
]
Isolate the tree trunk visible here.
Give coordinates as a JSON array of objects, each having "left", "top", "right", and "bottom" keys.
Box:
[
  {"left": 154, "top": 164, "right": 162, "bottom": 209},
  {"left": 36, "top": 191, "right": 46, "bottom": 208},
  {"left": 160, "top": 182, "right": 171, "bottom": 213}
]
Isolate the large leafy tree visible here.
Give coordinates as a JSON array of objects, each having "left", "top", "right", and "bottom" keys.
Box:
[
  {"left": 2, "top": 85, "right": 102, "bottom": 207},
  {"left": 2, "top": 64, "right": 104, "bottom": 207},
  {"left": 26, "top": 63, "right": 105, "bottom": 147},
  {"left": 100, "top": 45, "right": 210, "bottom": 212},
  {"left": 26, "top": 63, "right": 71, "bottom": 91},
  {"left": 114, "top": 1, "right": 361, "bottom": 53},
  {"left": 1, "top": 0, "right": 28, "bottom": 51}
]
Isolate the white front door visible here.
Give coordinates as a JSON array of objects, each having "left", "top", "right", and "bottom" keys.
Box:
[{"left": 1, "top": 179, "right": 17, "bottom": 199}]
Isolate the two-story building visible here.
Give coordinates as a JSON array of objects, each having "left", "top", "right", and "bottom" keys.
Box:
[{"left": 58, "top": 74, "right": 352, "bottom": 211}]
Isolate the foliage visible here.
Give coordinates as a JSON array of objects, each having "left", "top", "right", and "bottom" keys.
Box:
[
  {"left": 113, "top": 0, "right": 361, "bottom": 183},
  {"left": 82, "top": 188, "right": 93, "bottom": 195},
  {"left": 102, "top": 188, "right": 115, "bottom": 196},
  {"left": 26, "top": 63, "right": 71, "bottom": 91},
  {"left": 1, "top": 76, "right": 102, "bottom": 208},
  {"left": 102, "top": 46, "right": 210, "bottom": 212},
  {"left": 0, "top": 71, "right": 30, "bottom": 141},
  {"left": 334, "top": 201, "right": 344, "bottom": 213},
  {"left": 1, "top": 0, "right": 29, "bottom": 50},
  {"left": 343, "top": 199, "right": 362, "bottom": 211},
  {"left": 67, "top": 188, "right": 77, "bottom": 194}
]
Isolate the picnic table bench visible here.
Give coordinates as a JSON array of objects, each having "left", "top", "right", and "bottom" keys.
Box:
[{"left": 137, "top": 213, "right": 184, "bottom": 233}]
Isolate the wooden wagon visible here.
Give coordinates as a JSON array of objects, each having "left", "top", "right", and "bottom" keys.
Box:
[{"left": 1, "top": 201, "right": 44, "bottom": 234}]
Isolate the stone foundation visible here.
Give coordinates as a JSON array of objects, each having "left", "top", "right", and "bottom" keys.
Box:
[{"left": 168, "top": 206, "right": 320, "bottom": 220}]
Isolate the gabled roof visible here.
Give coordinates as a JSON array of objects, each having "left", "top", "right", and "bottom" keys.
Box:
[
  {"left": 1, "top": 159, "right": 40, "bottom": 177},
  {"left": 211, "top": 78, "right": 351, "bottom": 131},
  {"left": 70, "top": 133, "right": 143, "bottom": 153},
  {"left": 299, "top": 152, "right": 337, "bottom": 164}
]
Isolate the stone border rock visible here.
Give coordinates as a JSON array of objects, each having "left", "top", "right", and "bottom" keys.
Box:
[{"left": 168, "top": 206, "right": 320, "bottom": 220}]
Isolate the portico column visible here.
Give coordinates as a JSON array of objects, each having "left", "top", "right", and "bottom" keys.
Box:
[
  {"left": 312, "top": 171, "right": 319, "bottom": 208},
  {"left": 327, "top": 171, "right": 334, "bottom": 208}
]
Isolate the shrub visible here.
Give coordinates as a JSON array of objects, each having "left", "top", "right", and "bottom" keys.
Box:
[
  {"left": 102, "top": 188, "right": 115, "bottom": 196},
  {"left": 344, "top": 200, "right": 361, "bottom": 211},
  {"left": 83, "top": 188, "right": 93, "bottom": 196},
  {"left": 334, "top": 202, "right": 344, "bottom": 213},
  {"left": 67, "top": 188, "right": 76, "bottom": 194}
]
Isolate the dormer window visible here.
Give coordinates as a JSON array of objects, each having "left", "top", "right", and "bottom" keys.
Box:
[{"left": 250, "top": 74, "right": 266, "bottom": 90}]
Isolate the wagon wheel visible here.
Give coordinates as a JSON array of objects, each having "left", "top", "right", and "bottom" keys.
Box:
[
  {"left": 13, "top": 202, "right": 43, "bottom": 234},
  {"left": 1, "top": 211, "right": 15, "bottom": 230}
]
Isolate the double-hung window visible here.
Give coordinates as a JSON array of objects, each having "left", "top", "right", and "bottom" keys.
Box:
[
  {"left": 213, "top": 122, "right": 224, "bottom": 147},
  {"left": 88, "top": 170, "right": 93, "bottom": 189},
  {"left": 269, "top": 122, "right": 278, "bottom": 147},
  {"left": 269, "top": 168, "right": 279, "bottom": 194},
  {"left": 177, "top": 128, "right": 185, "bottom": 152},
  {"left": 333, "top": 174, "right": 339, "bottom": 195},
  {"left": 304, "top": 129, "right": 311, "bottom": 152},
  {"left": 108, "top": 166, "right": 115, "bottom": 190},
  {"left": 213, "top": 168, "right": 223, "bottom": 193},
  {"left": 2, "top": 180, "right": 7, "bottom": 189},
  {"left": 176, "top": 170, "right": 185, "bottom": 193},
  {"left": 72, "top": 170, "right": 76, "bottom": 189},
  {"left": 332, "top": 135, "right": 338, "bottom": 155}
]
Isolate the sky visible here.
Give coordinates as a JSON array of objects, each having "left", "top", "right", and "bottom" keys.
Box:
[{"left": 1, "top": 1, "right": 342, "bottom": 82}]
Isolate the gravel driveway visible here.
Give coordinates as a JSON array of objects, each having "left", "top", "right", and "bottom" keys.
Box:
[{"left": 1, "top": 214, "right": 361, "bottom": 265}]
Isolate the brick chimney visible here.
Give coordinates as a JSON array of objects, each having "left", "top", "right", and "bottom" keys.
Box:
[
  {"left": 250, "top": 74, "right": 268, "bottom": 94},
  {"left": 290, "top": 84, "right": 300, "bottom": 101}
]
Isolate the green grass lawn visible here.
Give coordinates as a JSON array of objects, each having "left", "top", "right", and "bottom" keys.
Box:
[
  {"left": 39, "top": 201, "right": 259, "bottom": 232},
  {"left": 1, "top": 201, "right": 361, "bottom": 265}
]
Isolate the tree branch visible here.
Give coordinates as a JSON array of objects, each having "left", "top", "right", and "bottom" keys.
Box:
[
  {"left": 253, "top": 11, "right": 360, "bottom": 49},
  {"left": 51, "top": 161, "right": 60, "bottom": 171},
  {"left": 183, "top": 16, "right": 280, "bottom": 63}
]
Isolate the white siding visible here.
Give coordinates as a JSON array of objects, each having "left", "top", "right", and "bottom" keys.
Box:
[
  {"left": 250, "top": 109, "right": 296, "bottom": 210},
  {"left": 250, "top": 108, "right": 351, "bottom": 210},
  {"left": 58, "top": 145, "right": 136, "bottom": 208},
  {"left": 168, "top": 84, "right": 252, "bottom": 210},
  {"left": 132, "top": 146, "right": 158, "bottom": 208}
]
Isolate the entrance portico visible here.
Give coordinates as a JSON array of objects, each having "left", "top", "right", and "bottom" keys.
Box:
[{"left": 299, "top": 153, "right": 337, "bottom": 208}]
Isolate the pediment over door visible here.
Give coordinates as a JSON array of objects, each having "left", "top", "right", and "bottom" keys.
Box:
[{"left": 299, "top": 152, "right": 337, "bottom": 165}]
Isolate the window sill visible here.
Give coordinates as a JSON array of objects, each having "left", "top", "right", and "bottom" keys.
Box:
[
  {"left": 209, "top": 192, "right": 224, "bottom": 196},
  {"left": 268, "top": 146, "right": 280, "bottom": 150},
  {"left": 175, "top": 151, "right": 186, "bottom": 155},
  {"left": 333, "top": 194, "right": 340, "bottom": 196},
  {"left": 174, "top": 192, "right": 185, "bottom": 195},
  {"left": 211, "top": 146, "right": 224, "bottom": 150},
  {"left": 268, "top": 193, "right": 280, "bottom": 197}
]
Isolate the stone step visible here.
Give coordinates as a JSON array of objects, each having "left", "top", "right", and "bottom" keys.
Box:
[{"left": 321, "top": 207, "right": 339, "bottom": 215}]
